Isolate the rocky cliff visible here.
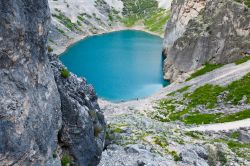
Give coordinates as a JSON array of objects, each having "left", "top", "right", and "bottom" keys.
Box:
[
  {"left": 163, "top": 0, "right": 250, "bottom": 82},
  {"left": 0, "top": 0, "right": 105, "bottom": 165}
]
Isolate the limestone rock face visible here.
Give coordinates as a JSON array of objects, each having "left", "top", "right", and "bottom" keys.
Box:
[
  {"left": 50, "top": 55, "right": 106, "bottom": 166},
  {"left": 0, "top": 0, "right": 62, "bottom": 165},
  {"left": 163, "top": 0, "right": 250, "bottom": 82}
]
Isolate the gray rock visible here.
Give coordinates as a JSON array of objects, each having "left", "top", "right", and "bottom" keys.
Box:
[
  {"left": 163, "top": 0, "right": 250, "bottom": 82},
  {"left": 99, "top": 144, "right": 176, "bottom": 166},
  {"left": 239, "top": 130, "right": 250, "bottom": 143},
  {"left": 0, "top": 0, "right": 62, "bottom": 165},
  {"left": 50, "top": 54, "right": 106, "bottom": 166},
  {"left": 180, "top": 145, "right": 208, "bottom": 166}
]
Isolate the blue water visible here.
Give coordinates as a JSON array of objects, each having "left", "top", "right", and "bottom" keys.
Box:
[{"left": 60, "top": 30, "right": 168, "bottom": 102}]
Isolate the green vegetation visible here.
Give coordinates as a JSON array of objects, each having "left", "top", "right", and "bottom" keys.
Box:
[
  {"left": 226, "top": 73, "right": 250, "bottom": 104},
  {"left": 213, "top": 139, "right": 250, "bottom": 161},
  {"left": 61, "top": 155, "right": 71, "bottom": 166},
  {"left": 77, "top": 15, "right": 84, "bottom": 22},
  {"left": 184, "top": 113, "right": 220, "bottom": 125},
  {"left": 168, "top": 86, "right": 190, "bottom": 96},
  {"left": 230, "top": 131, "right": 240, "bottom": 139},
  {"left": 170, "top": 151, "right": 181, "bottom": 161},
  {"left": 122, "top": 0, "right": 158, "bottom": 18},
  {"left": 185, "top": 131, "right": 203, "bottom": 139},
  {"left": 186, "top": 84, "right": 224, "bottom": 109},
  {"left": 216, "top": 109, "right": 250, "bottom": 123},
  {"left": 60, "top": 68, "right": 70, "bottom": 78},
  {"left": 48, "top": 46, "right": 53, "bottom": 53},
  {"left": 52, "top": 10, "right": 81, "bottom": 31},
  {"left": 186, "top": 63, "right": 223, "bottom": 81},
  {"left": 155, "top": 73, "right": 250, "bottom": 124},
  {"left": 154, "top": 135, "right": 168, "bottom": 147},
  {"left": 122, "top": 0, "right": 170, "bottom": 33},
  {"left": 145, "top": 10, "right": 170, "bottom": 33},
  {"left": 235, "top": 54, "right": 250, "bottom": 65},
  {"left": 184, "top": 109, "right": 250, "bottom": 125},
  {"left": 234, "top": 0, "right": 250, "bottom": 7}
]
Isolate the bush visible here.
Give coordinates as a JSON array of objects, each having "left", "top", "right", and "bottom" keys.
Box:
[
  {"left": 61, "top": 155, "right": 71, "bottom": 166},
  {"left": 60, "top": 68, "right": 70, "bottom": 78},
  {"left": 48, "top": 46, "right": 53, "bottom": 53},
  {"left": 94, "top": 124, "right": 103, "bottom": 137}
]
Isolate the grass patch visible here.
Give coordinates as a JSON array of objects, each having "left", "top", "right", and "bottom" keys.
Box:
[
  {"left": 144, "top": 9, "right": 170, "bottom": 33},
  {"left": 186, "top": 84, "right": 224, "bottom": 109},
  {"left": 216, "top": 109, "right": 250, "bottom": 123},
  {"left": 154, "top": 135, "right": 168, "bottom": 147},
  {"left": 168, "top": 86, "right": 190, "bottom": 96},
  {"left": 227, "top": 141, "right": 250, "bottom": 149},
  {"left": 226, "top": 73, "right": 250, "bottom": 104},
  {"left": 184, "top": 109, "right": 250, "bottom": 125},
  {"left": 184, "top": 113, "right": 220, "bottom": 125},
  {"left": 155, "top": 73, "right": 250, "bottom": 124},
  {"left": 231, "top": 131, "right": 240, "bottom": 139},
  {"left": 52, "top": 11, "right": 81, "bottom": 31},
  {"left": 186, "top": 63, "right": 223, "bottom": 81},
  {"left": 234, "top": 0, "right": 250, "bottom": 7},
  {"left": 170, "top": 151, "right": 181, "bottom": 161},
  {"left": 235, "top": 55, "right": 250, "bottom": 65},
  {"left": 185, "top": 131, "right": 203, "bottom": 139},
  {"left": 122, "top": 0, "right": 170, "bottom": 33}
]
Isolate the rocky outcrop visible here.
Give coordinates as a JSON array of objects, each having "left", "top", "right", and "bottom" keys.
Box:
[
  {"left": 50, "top": 55, "right": 106, "bottom": 166},
  {"left": 163, "top": 0, "right": 250, "bottom": 82},
  {"left": 0, "top": 0, "right": 105, "bottom": 165},
  {"left": 0, "top": 0, "right": 62, "bottom": 165}
]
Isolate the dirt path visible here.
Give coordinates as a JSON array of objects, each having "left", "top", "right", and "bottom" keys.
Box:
[{"left": 186, "top": 118, "right": 250, "bottom": 132}]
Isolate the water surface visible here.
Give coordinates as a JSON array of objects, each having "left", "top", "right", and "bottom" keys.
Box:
[{"left": 60, "top": 30, "right": 168, "bottom": 102}]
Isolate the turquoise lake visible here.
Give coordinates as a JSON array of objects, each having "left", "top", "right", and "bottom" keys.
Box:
[{"left": 60, "top": 30, "right": 168, "bottom": 102}]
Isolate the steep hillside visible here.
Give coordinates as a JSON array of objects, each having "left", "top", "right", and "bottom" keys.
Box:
[
  {"left": 48, "top": 0, "right": 172, "bottom": 54},
  {"left": 163, "top": 0, "right": 250, "bottom": 82}
]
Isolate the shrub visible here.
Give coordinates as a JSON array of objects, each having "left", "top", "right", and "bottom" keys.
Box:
[
  {"left": 94, "top": 124, "right": 103, "bottom": 137},
  {"left": 154, "top": 136, "right": 168, "bottom": 147},
  {"left": 170, "top": 151, "right": 181, "bottom": 161},
  {"left": 48, "top": 46, "right": 53, "bottom": 53},
  {"left": 61, "top": 155, "right": 71, "bottom": 166},
  {"left": 60, "top": 68, "right": 70, "bottom": 78}
]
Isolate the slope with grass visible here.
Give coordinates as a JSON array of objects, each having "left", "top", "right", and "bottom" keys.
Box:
[{"left": 99, "top": 60, "right": 250, "bottom": 165}]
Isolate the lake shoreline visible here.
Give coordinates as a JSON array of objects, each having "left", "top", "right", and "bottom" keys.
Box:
[
  {"left": 54, "top": 26, "right": 164, "bottom": 55},
  {"left": 60, "top": 30, "right": 166, "bottom": 102}
]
